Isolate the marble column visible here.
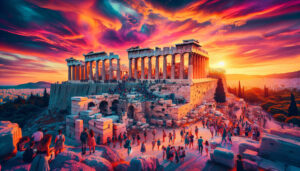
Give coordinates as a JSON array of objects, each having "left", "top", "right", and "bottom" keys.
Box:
[
  {"left": 148, "top": 57, "right": 152, "bottom": 79},
  {"left": 68, "top": 65, "right": 71, "bottom": 81},
  {"left": 155, "top": 56, "right": 159, "bottom": 79},
  {"left": 72, "top": 65, "right": 75, "bottom": 80},
  {"left": 196, "top": 55, "right": 199, "bottom": 79},
  {"left": 171, "top": 54, "right": 175, "bottom": 80},
  {"left": 117, "top": 59, "right": 120, "bottom": 80},
  {"left": 81, "top": 65, "right": 84, "bottom": 80},
  {"left": 201, "top": 57, "right": 204, "bottom": 78},
  {"left": 188, "top": 53, "right": 193, "bottom": 80},
  {"left": 134, "top": 58, "right": 138, "bottom": 79},
  {"left": 89, "top": 61, "right": 93, "bottom": 80},
  {"left": 77, "top": 65, "right": 80, "bottom": 80},
  {"left": 129, "top": 59, "right": 132, "bottom": 79},
  {"left": 102, "top": 60, "right": 106, "bottom": 81},
  {"left": 163, "top": 55, "right": 167, "bottom": 79},
  {"left": 109, "top": 59, "right": 113, "bottom": 80},
  {"left": 180, "top": 54, "right": 184, "bottom": 79},
  {"left": 141, "top": 57, "right": 145, "bottom": 80},
  {"left": 85, "top": 62, "right": 88, "bottom": 80},
  {"left": 95, "top": 60, "right": 99, "bottom": 80}
]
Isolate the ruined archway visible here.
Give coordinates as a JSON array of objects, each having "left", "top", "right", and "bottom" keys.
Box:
[
  {"left": 99, "top": 101, "right": 108, "bottom": 115},
  {"left": 128, "top": 105, "right": 134, "bottom": 119},
  {"left": 88, "top": 102, "right": 96, "bottom": 110},
  {"left": 111, "top": 99, "right": 119, "bottom": 115}
]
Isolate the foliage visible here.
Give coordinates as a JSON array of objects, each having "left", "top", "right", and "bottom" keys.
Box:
[
  {"left": 288, "top": 93, "right": 299, "bottom": 117},
  {"left": 214, "top": 78, "right": 226, "bottom": 103},
  {"left": 0, "top": 91, "right": 50, "bottom": 128},
  {"left": 273, "top": 113, "right": 287, "bottom": 122}
]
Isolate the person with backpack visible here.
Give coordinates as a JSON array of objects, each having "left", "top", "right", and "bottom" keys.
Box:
[
  {"left": 140, "top": 141, "right": 146, "bottom": 154},
  {"left": 23, "top": 142, "right": 36, "bottom": 163},
  {"left": 80, "top": 128, "right": 88, "bottom": 155},
  {"left": 54, "top": 130, "right": 65, "bottom": 156},
  {"left": 88, "top": 130, "right": 96, "bottom": 154}
]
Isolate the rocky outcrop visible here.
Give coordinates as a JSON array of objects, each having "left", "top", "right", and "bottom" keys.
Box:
[
  {"left": 52, "top": 160, "right": 95, "bottom": 171},
  {"left": 114, "top": 162, "right": 130, "bottom": 171},
  {"left": 83, "top": 155, "right": 113, "bottom": 171},
  {"left": 97, "top": 145, "right": 122, "bottom": 163},
  {"left": 0, "top": 121, "right": 22, "bottom": 161},
  {"left": 128, "top": 156, "right": 163, "bottom": 171},
  {"left": 210, "top": 147, "right": 234, "bottom": 168},
  {"left": 51, "top": 151, "right": 82, "bottom": 168}
]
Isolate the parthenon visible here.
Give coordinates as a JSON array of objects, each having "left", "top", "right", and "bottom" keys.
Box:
[{"left": 66, "top": 39, "right": 209, "bottom": 82}]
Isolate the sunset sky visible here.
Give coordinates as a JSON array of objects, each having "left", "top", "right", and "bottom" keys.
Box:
[{"left": 0, "top": 0, "right": 300, "bottom": 85}]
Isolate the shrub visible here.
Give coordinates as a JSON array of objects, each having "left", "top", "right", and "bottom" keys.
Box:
[
  {"left": 273, "top": 113, "right": 287, "bottom": 122},
  {"left": 285, "top": 116, "right": 300, "bottom": 127}
]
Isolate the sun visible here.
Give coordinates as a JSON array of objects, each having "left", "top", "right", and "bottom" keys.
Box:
[{"left": 216, "top": 61, "right": 226, "bottom": 68}]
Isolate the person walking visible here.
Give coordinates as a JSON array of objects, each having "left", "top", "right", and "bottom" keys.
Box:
[
  {"left": 140, "top": 142, "right": 146, "bottom": 154},
  {"left": 157, "top": 139, "right": 161, "bottom": 150},
  {"left": 124, "top": 138, "right": 132, "bottom": 156},
  {"left": 169, "top": 132, "right": 173, "bottom": 144},
  {"left": 173, "top": 130, "right": 176, "bottom": 144},
  {"left": 204, "top": 140, "right": 209, "bottom": 156},
  {"left": 30, "top": 134, "right": 52, "bottom": 171},
  {"left": 118, "top": 133, "right": 123, "bottom": 148},
  {"left": 184, "top": 133, "right": 189, "bottom": 148},
  {"left": 175, "top": 146, "right": 180, "bottom": 163},
  {"left": 162, "top": 145, "right": 166, "bottom": 160},
  {"left": 54, "top": 130, "right": 65, "bottom": 156},
  {"left": 112, "top": 134, "right": 117, "bottom": 148},
  {"left": 180, "top": 129, "right": 184, "bottom": 142},
  {"left": 137, "top": 133, "right": 141, "bottom": 146},
  {"left": 228, "top": 131, "right": 232, "bottom": 145},
  {"left": 189, "top": 134, "right": 194, "bottom": 148},
  {"left": 80, "top": 128, "right": 88, "bottom": 155},
  {"left": 166, "top": 145, "right": 171, "bottom": 160},
  {"left": 144, "top": 130, "right": 147, "bottom": 142},
  {"left": 198, "top": 136, "right": 203, "bottom": 155},
  {"left": 132, "top": 133, "right": 136, "bottom": 145},
  {"left": 88, "top": 129, "right": 96, "bottom": 154},
  {"left": 152, "top": 129, "right": 156, "bottom": 140},
  {"left": 152, "top": 139, "right": 156, "bottom": 150},
  {"left": 163, "top": 129, "right": 166, "bottom": 143},
  {"left": 221, "top": 128, "right": 227, "bottom": 145}
]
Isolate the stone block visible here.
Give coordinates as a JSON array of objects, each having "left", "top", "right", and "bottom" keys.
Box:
[
  {"left": 258, "top": 158, "right": 285, "bottom": 171},
  {"left": 238, "top": 141, "right": 259, "bottom": 154},
  {"left": 242, "top": 149, "right": 259, "bottom": 162},
  {"left": 211, "top": 147, "right": 234, "bottom": 168},
  {"left": 243, "top": 159, "right": 258, "bottom": 171}
]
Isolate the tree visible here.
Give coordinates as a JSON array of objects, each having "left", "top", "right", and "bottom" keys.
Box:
[
  {"left": 214, "top": 78, "right": 226, "bottom": 103},
  {"left": 288, "top": 93, "right": 298, "bottom": 117},
  {"left": 264, "top": 85, "right": 269, "bottom": 97},
  {"left": 238, "top": 81, "right": 242, "bottom": 98}
]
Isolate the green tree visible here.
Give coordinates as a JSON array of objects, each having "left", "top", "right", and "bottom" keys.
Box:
[
  {"left": 214, "top": 78, "right": 226, "bottom": 103},
  {"left": 288, "top": 93, "right": 298, "bottom": 116}
]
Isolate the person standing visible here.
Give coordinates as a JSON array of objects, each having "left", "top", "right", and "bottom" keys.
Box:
[
  {"left": 137, "top": 133, "right": 141, "bottom": 146},
  {"left": 195, "top": 126, "right": 199, "bottom": 139},
  {"left": 140, "top": 142, "right": 146, "bottom": 154},
  {"left": 32, "top": 128, "right": 44, "bottom": 147},
  {"left": 175, "top": 146, "right": 180, "bottom": 163},
  {"left": 169, "top": 132, "right": 173, "bottom": 144},
  {"left": 152, "top": 139, "right": 156, "bottom": 150},
  {"left": 80, "top": 128, "right": 88, "bottom": 155},
  {"left": 88, "top": 130, "right": 96, "bottom": 154},
  {"left": 180, "top": 129, "right": 184, "bottom": 142},
  {"left": 198, "top": 136, "right": 203, "bottom": 155},
  {"left": 54, "top": 130, "right": 65, "bottom": 156},
  {"left": 30, "top": 134, "right": 52, "bottom": 171},
  {"left": 23, "top": 142, "right": 36, "bottom": 163},
  {"left": 144, "top": 130, "right": 147, "bottom": 142},
  {"left": 204, "top": 140, "right": 209, "bottom": 156},
  {"left": 118, "top": 133, "right": 123, "bottom": 148},
  {"left": 184, "top": 133, "right": 189, "bottom": 148},
  {"left": 236, "top": 154, "right": 244, "bottom": 171},
  {"left": 125, "top": 138, "right": 132, "bottom": 156},
  {"left": 173, "top": 130, "right": 176, "bottom": 144},
  {"left": 157, "top": 139, "right": 161, "bottom": 150},
  {"left": 180, "top": 146, "right": 185, "bottom": 162},
  {"left": 162, "top": 145, "right": 166, "bottom": 160},
  {"left": 189, "top": 134, "right": 194, "bottom": 148},
  {"left": 132, "top": 133, "right": 136, "bottom": 145},
  {"left": 228, "top": 131, "right": 232, "bottom": 145},
  {"left": 166, "top": 145, "right": 171, "bottom": 160},
  {"left": 163, "top": 129, "right": 166, "bottom": 143},
  {"left": 152, "top": 129, "right": 156, "bottom": 140},
  {"left": 221, "top": 128, "right": 227, "bottom": 145}
]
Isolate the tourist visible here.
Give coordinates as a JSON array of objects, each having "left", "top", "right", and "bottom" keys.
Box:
[
  {"left": 184, "top": 133, "right": 189, "bottom": 148},
  {"left": 169, "top": 147, "right": 175, "bottom": 162},
  {"left": 137, "top": 133, "right": 141, "bottom": 145},
  {"left": 163, "top": 129, "right": 167, "bottom": 142},
  {"left": 113, "top": 134, "right": 118, "bottom": 148},
  {"left": 157, "top": 139, "right": 161, "bottom": 150},
  {"left": 173, "top": 129, "right": 176, "bottom": 144},
  {"left": 132, "top": 133, "right": 136, "bottom": 145},
  {"left": 204, "top": 140, "right": 209, "bottom": 156},
  {"left": 23, "top": 142, "right": 36, "bottom": 163},
  {"left": 180, "top": 146, "right": 185, "bottom": 162},
  {"left": 118, "top": 133, "right": 123, "bottom": 148},
  {"left": 152, "top": 139, "right": 156, "bottom": 150},
  {"left": 227, "top": 130, "right": 232, "bottom": 145},
  {"left": 152, "top": 129, "right": 156, "bottom": 140},
  {"left": 236, "top": 154, "right": 244, "bottom": 171},
  {"left": 166, "top": 145, "right": 171, "bottom": 160},
  {"left": 80, "top": 128, "right": 89, "bottom": 155},
  {"left": 189, "top": 133, "right": 194, "bottom": 148},
  {"left": 166, "top": 132, "right": 171, "bottom": 143},
  {"left": 144, "top": 130, "right": 147, "bottom": 142},
  {"left": 88, "top": 130, "right": 96, "bottom": 154},
  {"left": 30, "top": 134, "right": 52, "bottom": 171},
  {"left": 198, "top": 136, "right": 203, "bottom": 155},
  {"left": 162, "top": 145, "right": 166, "bottom": 160},
  {"left": 195, "top": 126, "right": 199, "bottom": 139},
  {"left": 202, "top": 119, "right": 205, "bottom": 128},
  {"left": 123, "top": 132, "right": 127, "bottom": 140},
  {"left": 124, "top": 138, "right": 132, "bottom": 156},
  {"left": 107, "top": 137, "right": 111, "bottom": 147},
  {"left": 97, "top": 134, "right": 101, "bottom": 145},
  {"left": 54, "top": 130, "right": 65, "bottom": 156},
  {"left": 221, "top": 128, "right": 227, "bottom": 145},
  {"left": 141, "top": 142, "right": 146, "bottom": 154},
  {"left": 32, "top": 128, "right": 44, "bottom": 147},
  {"left": 210, "top": 124, "right": 214, "bottom": 137},
  {"left": 180, "top": 129, "right": 184, "bottom": 142}
]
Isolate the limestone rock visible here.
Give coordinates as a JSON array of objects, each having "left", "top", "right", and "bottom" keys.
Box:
[
  {"left": 52, "top": 160, "right": 95, "bottom": 171},
  {"left": 0, "top": 121, "right": 22, "bottom": 161},
  {"left": 243, "top": 159, "right": 258, "bottom": 171},
  {"left": 51, "top": 151, "right": 82, "bottom": 168},
  {"left": 114, "top": 161, "right": 130, "bottom": 171},
  {"left": 128, "top": 155, "right": 163, "bottom": 171},
  {"left": 83, "top": 155, "right": 113, "bottom": 171},
  {"left": 238, "top": 141, "right": 259, "bottom": 154},
  {"left": 211, "top": 147, "right": 234, "bottom": 168},
  {"left": 97, "top": 146, "right": 122, "bottom": 163}
]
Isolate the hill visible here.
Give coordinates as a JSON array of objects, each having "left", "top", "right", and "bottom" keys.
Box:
[
  {"left": 0, "top": 81, "right": 51, "bottom": 89},
  {"left": 226, "top": 70, "right": 300, "bottom": 80}
]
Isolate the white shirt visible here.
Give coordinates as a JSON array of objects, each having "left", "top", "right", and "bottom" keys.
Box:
[{"left": 32, "top": 131, "right": 43, "bottom": 142}]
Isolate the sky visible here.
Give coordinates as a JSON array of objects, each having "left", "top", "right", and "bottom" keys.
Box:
[{"left": 0, "top": 0, "right": 300, "bottom": 85}]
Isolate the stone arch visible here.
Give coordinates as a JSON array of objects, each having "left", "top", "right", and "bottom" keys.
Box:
[
  {"left": 127, "top": 105, "right": 134, "bottom": 119},
  {"left": 111, "top": 99, "right": 119, "bottom": 114},
  {"left": 99, "top": 101, "right": 108, "bottom": 115},
  {"left": 88, "top": 102, "right": 96, "bottom": 110}
]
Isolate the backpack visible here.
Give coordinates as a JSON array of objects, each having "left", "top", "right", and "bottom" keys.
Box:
[
  {"left": 80, "top": 132, "right": 87, "bottom": 142},
  {"left": 23, "top": 148, "right": 34, "bottom": 163},
  {"left": 55, "top": 135, "right": 64, "bottom": 148}
]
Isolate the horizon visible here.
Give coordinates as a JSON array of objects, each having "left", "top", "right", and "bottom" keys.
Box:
[{"left": 1, "top": 0, "right": 300, "bottom": 85}]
